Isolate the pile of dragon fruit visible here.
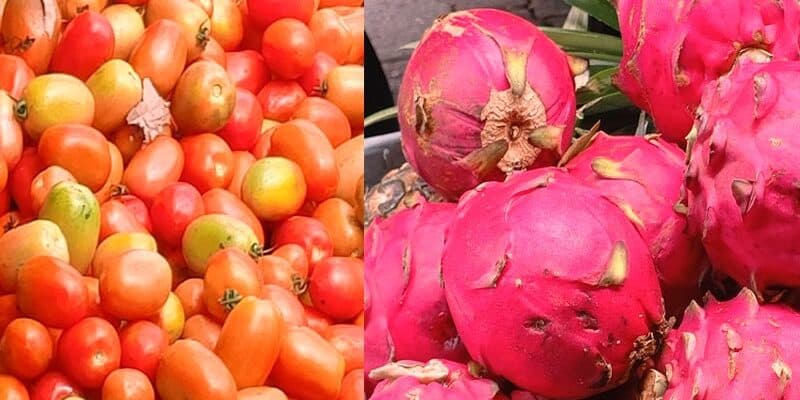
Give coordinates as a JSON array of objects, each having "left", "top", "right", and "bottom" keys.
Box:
[{"left": 364, "top": 3, "right": 800, "bottom": 399}]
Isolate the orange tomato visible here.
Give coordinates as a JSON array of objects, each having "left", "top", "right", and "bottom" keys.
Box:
[
  {"left": 312, "top": 198, "right": 363, "bottom": 257},
  {"left": 269, "top": 326, "right": 345, "bottom": 400},
  {"left": 0, "top": 318, "right": 53, "bottom": 380},
  {"left": 102, "top": 368, "right": 155, "bottom": 400},
  {"left": 269, "top": 120, "right": 338, "bottom": 202},
  {"left": 112, "top": 126, "right": 144, "bottom": 166},
  {"left": 83, "top": 276, "right": 103, "bottom": 319},
  {"left": 203, "top": 248, "right": 261, "bottom": 322},
  {"left": 102, "top": 4, "right": 145, "bottom": 60},
  {"left": 203, "top": 188, "right": 265, "bottom": 245},
  {"left": 337, "top": 369, "right": 365, "bottom": 400},
  {"left": 182, "top": 314, "right": 221, "bottom": 350},
  {"left": 180, "top": 134, "right": 234, "bottom": 193},
  {"left": 308, "top": 9, "right": 351, "bottom": 64},
  {"left": 292, "top": 97, "right": 350, "bottom": 148},
  {"left": 257, "top": 256, "right": 301, "bottom": 293},
  {"left": 0, "top": 295, "right": 19, "bottom": 334},
  {"left": 30, "top": 166, "right": 76, "bottom": 215},
  {"left": 241, "top": 157, "right": 306, "bottom": 221},
  {"left": 91, "top": 231, "right": 157, "bottom": 279},
  {"left": 272, "top": 244, "right": 309, "bottom": 279},
  {"left": 174, "top": 278, "right": 205, "bottom": 319},
  {"left": 215, "top": 296, "right": 285, "bottom": 388},
  {"left": 0, "top": 92, "right": 24, "bottom": 170},
  {"left": 333, "top": 6, "right": 364, "bottom": 64},
  {"left": 260, "top": 284, "right": 306, "bottom": 327},
  {"left": 237, "top": 386, "right": 288, "bottom": 400},
  {"left": 57, "top": 0, "right": 108, "bottom": 20},
  {"left": 0, "top": 374, "right": 28, "bottom": 400},
  {"left": 198, "top": 37, "right": 227, "bottom": 67},
  {"left": 321, "top": 324, "right": 363, "bottom": 373},
  {"left": 37, "top": 124, "right": 110, "bottom": 192},
  {"left": 190, "top": 0, "right": 213, "bottom": 15},
  {"left": 17, "top": 256, "right": 89, "bottom": 329},
  {"left": 323, "top": 65, "right": 363, "bottom": 129},
  {"left": 93, "top": 142, "right": 124, "bottom": 204},
  {"left": 304, "top": 305, "right": 332, "bottom": 336},
  {"left": 155, "top": 340, "right": 237, "bottom": 400},
  {"left": 227, "top": 151, "right": 256, "bottom": 198},
  {"left": 260, "top": 18, "right": 315, "bottom": 80},
  {"left": 99, "top": 249, "right": 172, "bottom": 321},
  {"left": 318, "top": 0, "right": 362, "bottom": 6},
  {"left": 148, "top": 292, "right": 185, "bottom": 343},
  {"left": 17, "top": 74, "right": 95, "bottom": 142},
  {"left": 0, "top": 55, "right": 34, "bottom": 99},
  {"left": 122, "top": 135, "right": 184, "bottom": 205},
  {"left": 334, "top": 135, "right": 363, "bottom": 205},
  {"left": 99, "top": 199, "right": 147, "bottom": 241},
  {"left": 128, "top": 20, "right": 188, "bottom": 96},
  {"left": 171, "top": 61, "right": 236, "bottom": 135},
  {"left": 144, "top": 0, "right": 211, "bottom": 62},
  {"left": 1, "top": 0, "right": 61, "bottom": 74},
  {"left": 210, "top": 0, "right": 242, "bottom": 51}
]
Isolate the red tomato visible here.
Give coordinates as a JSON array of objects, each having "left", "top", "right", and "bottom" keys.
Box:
[
  {"left": 269, "top": 326, "right": 344, "bottom": 399},
  {"left": 181, "top": 314, "right": 221, "bottom": 350},
  {"left": 225, "top": 50, "right": 268, "bottom": 94},
  {"left": 122, "top": 136, "right": 185, "bottom": 205},
  {"left": 83, "top": 276, "right": 103, "bottom": 319},
  {"left": 217, "top": 88, "right": 263, "bottom": 151},
  {"left": 9, "top": 148, "right": 44, "bottom": 217},
  {"left": 272, "top": 244, "right": 309, "bottom": 279},
  {"left": 269, "top": 120, "right": 338, "bottom": 202},
  {"left": 180, "top": 134, "right": 234, "bottom": 193},
  {"left": 0, "top": 295, "right": 19, "bottom": 335},
  {"left": 0, "top": 374, "right": 29, "bottom": 400},
  {"left": 99, "top": 249, "right": 172, "bottom": 321},
  {"left": 49, "top": 11, "right": 114, "bottom": 80},
  {"left": 0, "top": 92, "right": 24, "bottom": 171},
  {"left": 202, "top": 188, "right": 265, "bottom": 246},
  {"left": 119, "top": 321, "right": 169, "bottom": 382},
  {"left": 116, "top": 194, "right": 153, "bottom": 232},
  {"left": 174, "top": 278, "right": 205, "bottom": 319},
  {"left": 303, "top": 305, "right": 331, "bottom": 335},
  {"left": 128, "top": 20, "right": 188, "bottom": 96},
  {"left": 197, "top": 37, "right": 227, "bottom": 68},
  {"left": 155, "top": 340, "right": 237, "bottom": 400},
  {"left": 149, "top": 182, "right": 205, "bottom": 248},
  {"left": 308, "top": 9, "right": 351, "bottom": 64},
  {"left": 203, "top": 248, "right": 262, "bottom": 322},
  {"left": 57, "top": 317, "right": 121, "bottom": 389},
  {"left": 308, "top": 257, "right": 363, "bottom": 321},
  {"left": 102, "top": 368, "right": 155, "bottom": 400},
  {"left": 292, "top": 97, "right": 351, "bottom": 147},
  {"left": 258, "top": 256, "right": 299, "bottom": 293},
  {"left": 261, "top": 18, "right": 315, "bottom": 80},
  {"left": 272, "top": 216, "right": 333, "bottom": 267},
  {"left": 226, "top": 151, "right": 255, "bottom": 199},
  {"left": 17, "top": 256, "right": 89, "bottom": 329},
  {"left": 261, "top": 284, "right": 307, "bottom": 327},
  {"left": 0, "top": 55, "right": 34, "bottom": 99},
  {"left": 322, "top": 324, "right": 363, "bottom": 373},
  {"left": 246, "top": 0, "right": 314, "bottom": 28},
  {"left": 297, "top": 52, "right": 337, "bottom": 96},
  {"left": 29, "top": 371, "right": 83, "bottom": 400},
  {"left": 38, "top": 124, "right": 112, "bottom": 192},
  {"left": 256, "top": 80, "right": 306, "bottom": 122},
  {"left": 338, "top": 369, "right": 365, "bottom": 400},
  {"left": 0, "top": 318, "right": 53, "bottom": 380},
  {"left": 99, "top": 199, "right": 147, "bottom": 241}
]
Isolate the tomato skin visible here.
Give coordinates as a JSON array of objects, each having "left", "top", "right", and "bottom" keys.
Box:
[
  {"left": 49, "top": 11, "right": 114, "bottom": 80},
  {"left": 210, "top": 0, "right": 243, "bottom": 51},
  {"left": 30, "top": 166, "right": 76, "bottom": 215},
  {"left": 256, "top": 80, "right": 307, "bottom": 122},
  {"left": 0, "top": 55, "right": 34, "bottom": 99},
  {"left": 99, "top": 249, "right": 172, "bottom": 321},
  {"left": 0, "top": 295, "right": 19, "bottom": 335},
  {"left": 86, "top": 60, "right": 143, "bottom": 135},
  {"left": 292, "top": 97, "right": 351, "bottom": 148},
  {"left": 102, "top": 368, "right": 155, "bottom": 400},
  {"left": 312, "top": 198, "right": 363, "bottom": 257},
  {"left": 149, "top": 182, "right": 205, "bottom": 248},
  {"left": 0, "top": 318, "right": 53, "bottom": 380},
  {"left": 237, "top": 386, "right": 288, "bottom": 400},
  {"left": 180, "top": 134, "right": 234, "bottom": 193},
  {"left": 322, "top": 324, "right": 363, "bottom": 374},
  {"left": 261, "top": 19, "right": 315, "bottom": 81},
  {"left": 57, "top": 317, "right": 121, "bottom": 389},
  {"left": 270, "top": 120, "right": 338, "bottom": 202},
  {"left": 334, "top": 6, "right": 364, "bottom": 64},
  {"left": 155, "top": 340, "right": 237, "bottom": 400},
  {"left": 116, "top": 194, "right": 152, "bottom": 232},
  {"left": 147, "top": 292, "right": 185, "bottom": 344},
  {"left": 181, "top": 314, "right": 221, "bottom": 350},
  {"left": 18, "top": 74, "right": 95, "bottom": 142},
  {"left": 334, "top": 136, "right": 363, "bottom": 206},
  {"left": 99, "top": 199, "right": 147, "bottom": 241},
  {"left": 272, "top": 244, "right": 309, "bottom": 279},
  {"left": 119, "top": 321, "right": 169, "bottom": 382},
  {"left": 258, "top": 256, "right": 298, "bottom": 293},
  {"left": 29, "top": 372, "right": 82, "bottom": 400},
  {"left": 0, "top": 92, "right": 24, "bottom": 171},
  {"left": 122, "top": 135, "right": 184, "bottom": 205},
  {"left": 303, "top": 305, "right": 332, "bottom": 335},
  {"left": 17, "top": 256, "right": 89, "bottom": 329},
  {"left": 225, "top": 50, "right": 268, "bottom": 94},
  {"left": 308, "top": 257, "right": 363, "bottom": 321},
  {"left": 215, "top": 296, "right": 285, "bottom": 388},
  {"left": 323, "top": 65, "right": 364, "bottom": 129},
  {"left": 246, "top": 0, "right": 314, "bottom": 28},
  {"left": 203, "top": 188, "right": 264, "bottom": 245},
  {"left": 93, "top": 142, "right": 124, "bottom": 204},
  {"left": 241, "top": 157, "right": 307, "bottom": 222},
  {"left": 198, "top": 37, "right": 227, "bottom": 67},
  {"left": 128, "top": 20, "right": 188, "bottom": 96},
  {"left": 170, "top": 61, "right": 236, "bottom": 135},
  {"left": 308, "top": 9, "right": 351, "bottom": 64},
  {"left": 203, "top": 248, "right": 262, "bottom": 322},
  {"left": 269, "top": 326, "right": 345, "bottom": 400},
  {"left": 9, "top": 149, "right": 43, "bottom": 217},
  {"left": 102, "top": 4, "right": 145, "bottom": 60},
  {"left": 261, "top": 284, "right": 307, "bottom": 327},
  {"left": 218, "top": 88, "right": 263, "bottom": 151},
  {"left": 226, "top": 151, "right": 256, "bottom": 199},
  {"left": 297, "top": 52, "right": 337, "bottom": 96},
  {"left": 144, "top": 0, "right": 211, "bottom": 62},
  {"left": 272, "top": 216, "right": 333, "bottom": 267},
  {"left": 38, "top": 124, "right": 111, "bottom": 192},
  {"left": 1, "top": 0, "right": 61, "bottom": 74},
  {"left": 337, "top": 369, "right": 365, "bottom": 400},
  {"left": 174, "top": 278, "right": 205, "bottom": 319},
  {"left": 0, "top": 374, "right": 28, "bottom": 400}
]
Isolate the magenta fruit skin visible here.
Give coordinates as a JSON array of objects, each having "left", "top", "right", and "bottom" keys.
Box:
[
  {"left": 368, "top": 359, "right": 504, "bottom": 400},
  {"left": 615, "top": 0, "right": 800, "bottom": 142},
  {"left": 442, "top": 167, "right": 665, "bottom": 399},
  {"left": 683, "top": 60, "right": 800, "bottom": 293},
  {"left": 364, "top": 202, "right": 469, "bottom": 394},
  {"left": 399, "top": 8, "right": 576, "bottom": 200}
]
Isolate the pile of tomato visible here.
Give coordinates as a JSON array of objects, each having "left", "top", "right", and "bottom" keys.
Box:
[{"left": 0, "top": 0, "right": 365, "bottom": 398}]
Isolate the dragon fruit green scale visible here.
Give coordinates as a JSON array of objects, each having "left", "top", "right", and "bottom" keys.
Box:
[
  {"left": 683, "top": 60, "right": 800, "bottom": 294},
  {"left": 442, "top": 168, "right": 667, "bottom": 399}
]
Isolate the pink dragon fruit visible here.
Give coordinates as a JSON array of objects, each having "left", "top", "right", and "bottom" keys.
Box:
[
  {"left": 562, "top": 132, "right": 705, "bottom": 317},
  {"left": 682, "top": 60, "right": 800, "bottom": 294},
  {"left": 442, "top": 168, "right": 667, "bottom": 399},
  {"left": 368, "top": 359, "right": 506, "bottom": 400},
  {"left": 615, "top": 0, "right": 800, "bottom": 142},
  {"left": 640, "top": 289, "right": 800, "bottom": 399},
  {"left": 399, "top": 8, "right": 576, "bottom": 200},
  {"left": 364, "top": 203, "right": 470, "bottom": 394}
]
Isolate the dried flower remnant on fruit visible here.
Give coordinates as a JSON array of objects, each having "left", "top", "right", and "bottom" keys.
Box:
[
  {"left": 364, "top": 163, "right": 444, "bottom": 226},
  {"left": 127, "top": 78, "right": 171, "bottom": 143},
  {"left": 368, "top": 359, "right": 502, "bottom": 399}
]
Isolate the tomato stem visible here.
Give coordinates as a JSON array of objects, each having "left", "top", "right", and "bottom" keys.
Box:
[{"left": 218, "top": 288, "right": 243, "bottom": 312}]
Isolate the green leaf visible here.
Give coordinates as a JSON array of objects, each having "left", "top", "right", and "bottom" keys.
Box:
[
  {"left": 539, "top": 27, "right": 622, "bottom": 61},
  {"left": 577, "top": 92, "right": 632, "bottom": 117},
  {"left": 576, "top": 67, "right": 619, "bottom": 104},
  {"left": 563, "top": 0, "right": 619, "bottom": 31},
  {"left": 365, "top": 106, "right": 398, "bottom": 128}
]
